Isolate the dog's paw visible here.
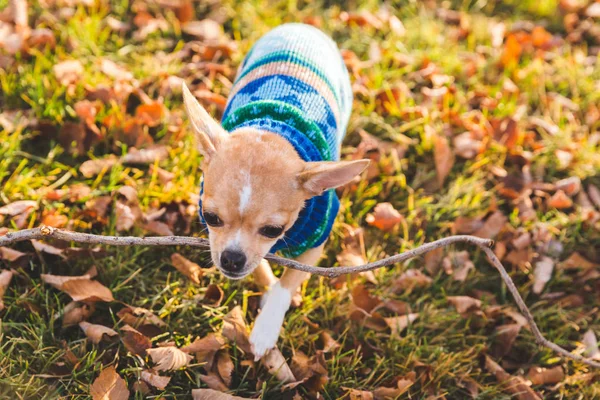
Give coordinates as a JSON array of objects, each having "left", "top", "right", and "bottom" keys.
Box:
[
  {"left": 250, "top": 314, "right": 280, "bottom": 360},
  {"left": 250, "top": 282, "right": 291, "bottom": 360}
]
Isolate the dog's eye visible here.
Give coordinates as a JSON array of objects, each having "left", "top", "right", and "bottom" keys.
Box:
[
  {"left": 203, "top": 211, "right": 223, "bottom": 227},
  {"left": 259, "top": 225, "right": 284, "bottom": 239}
]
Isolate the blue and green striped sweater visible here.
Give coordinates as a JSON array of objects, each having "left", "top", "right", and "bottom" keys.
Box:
[{"left": 201, "top": 23, "right": 353, "bottom": 258}]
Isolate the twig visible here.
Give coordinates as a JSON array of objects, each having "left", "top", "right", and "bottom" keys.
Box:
[{"left": 1, "top": 225, "right": 599, "bottom": 368}]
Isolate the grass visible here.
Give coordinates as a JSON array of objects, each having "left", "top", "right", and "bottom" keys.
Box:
[{"left": 1, "top": 0, "right": 600, "bottom": 398}]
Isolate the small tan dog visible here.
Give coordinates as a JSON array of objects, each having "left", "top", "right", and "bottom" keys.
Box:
[{"left": 183, "top": 24, "right": 368, "bottom": 359}]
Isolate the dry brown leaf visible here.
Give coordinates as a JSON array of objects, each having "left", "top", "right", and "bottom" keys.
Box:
[
  {"left": 473, "top": 211, "right": 507, "bottom": 239},
  {"left": 533, "top": 256, "right": 554, "bottom": 294},
  {"left": 393, "top": 269, "right": 432, "bottom": 291},
  {"left": 199, "top": 372, "right": 228, "bottom": 391},
  {"left": 0, "top": 200, "right": 37, "bottom": 216},
  {"left": 424, "top": 247, "right": 443, "bottom": 275},
  {"left": 216, "top": 350, "right": 234, "bottom": 387},
  {"left": 121, "top": 325, "right": 152, "bottom": 356},
  {"left": 555, "top": 176, "right": 580, "bottom": 196},
  {"left": 192, "top": 389, "right": 251, "bottom": 400},
  {"left": 204, "top": 284, "right": 224, "bottom": 306},
  {"left": 147, "top": 346, "right": 192, "bottom": 371},
  {"left": 121, "top": 145, "right": 169, "bottom": 165},
  {"left": 527, "top": 366, "right": 564, "bottom": 385},
  {"left": 31, "top": 240, "right": 65, "bottom": 258},
  {"left": 384, "top": 313, "right": 418, "bottom": 336},
  {"left": 80, "top": 156, "right": 119, "bottom": 178},
  {"left": 149, "top": 164, "right": 175, "bottom": 184},
  {"left": 261, "top": 347, "right": 296, "bottom": 383},
  {"left": 365, "top": 202, "right": 403, "bottom": 232},
  {"left": 79, "top": 321, "right": 118, "bottom": 344},
  {"left": 141, "top": 369, "right": 171, "bottom": 390},
  {"left": 90, "top": 366, "right": 129, "bottom": 400},
  {"left": 547, "top": 190, "right": 573, "bottom": 209},
  {"left": 453, "top": 132, "right": 483, "bottom": 159},
  {"left": 62, "top": 301, "right": 95, "bottom": 327},
  {"left": 485, "top": 356, "right": 542, "bottom": 400},
  {"left": 343, "top": 387, "right": 375, "bottom": 400},
  {"left": 320, "top": 331, "right": 341, "bottom": 353},
  {"left": 0, "top": 246, "right": 27, "bottom": 263},
  {"left": 501, "top": 34, "right": 522, "bottom": 67},
  {"left": 41, "top": 271, "right": 114, "bottom": 302},
  {"left": 0, "top": 269, "right": 14, "bottom": 311},
  {"left": 434, "top": 135, "right": 454, "bottom": 186},
  {"left": 221, "top": 306, "right": 252, "bottom": 354},
  {"left": 285, "top": 350, "right": 328, "bottom": 393},
  {"left": 141, "top": 220, "right": 174, "bottom": 236},
  {"left": 558, "top": 252, "right": 599, "bottom": 270},
  {"left": 582, "top": 330, "right": 600, "bottom": 360},
  {"left": 452, "top": 216, "right": 484, "bottom": 235},
  {"left": 351, "top": 284, "right": 381, "bottom": 312},
  {"left": 170, "top": 253, "right": 202, "bottom": 284},
  {"left": 447, "top": 296, "right": 482, "bottom": 315},
  {"left": 491, "top": 323, "right": 522, "bottom": 357},
  {"left": 100, "top": 59, "right": 133, "bottom": 81},
  {"left": 135, "top": 102, "right": 164, "bottom": 127},
  {"left": 373, "top": 374, "right": 414, "bottom": 400},
  {"left": 117, "top": 306, "right": 166, "bottom": 328},
  {"left": 54, "top": 60, "right": 84, "bottom": 85},
  {"left": 183, "top": 19, "right": 224, "bottom": 40}
]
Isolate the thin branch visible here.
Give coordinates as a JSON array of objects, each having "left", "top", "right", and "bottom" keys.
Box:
[{"left": 1, "top": 225, "right": 599, "bottom": 368}]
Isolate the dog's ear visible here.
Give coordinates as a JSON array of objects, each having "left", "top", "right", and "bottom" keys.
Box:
[
  {"left": 298, "top": 159, "right": 369, "bottom": 196},
  {"left": 182, "top": 82, "right": 226, "bottom": 162}
]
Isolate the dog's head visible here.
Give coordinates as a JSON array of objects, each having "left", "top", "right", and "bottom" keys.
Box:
[{"left": 183, "top": 83, "right": 368, "bottom": 279}]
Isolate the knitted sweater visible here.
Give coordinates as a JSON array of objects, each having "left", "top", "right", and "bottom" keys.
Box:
[{"left": 201, "top": 23, "right": 353, "bottom": 258}]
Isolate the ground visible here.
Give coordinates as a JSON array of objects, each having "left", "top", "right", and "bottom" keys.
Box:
[{"left": 0, "top": 0, "right": 600, "bottom": 399}]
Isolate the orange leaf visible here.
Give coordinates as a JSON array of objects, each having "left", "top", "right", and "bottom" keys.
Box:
[{"left": 501, "top": 34, "right": 522, "bottom": 67}]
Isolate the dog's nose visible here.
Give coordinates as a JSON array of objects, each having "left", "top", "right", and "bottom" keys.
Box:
[{"left": 220, "top": 250, "right": 247, "bottom": 272}]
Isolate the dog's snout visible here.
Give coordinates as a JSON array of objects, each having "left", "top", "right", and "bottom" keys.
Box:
[{"left": 220, "top": 250, "right": 247, "bottom": 272}]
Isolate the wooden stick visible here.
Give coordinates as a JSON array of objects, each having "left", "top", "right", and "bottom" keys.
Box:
[{"left": 1, "top": 225, "right": 598, "bottom": 368}]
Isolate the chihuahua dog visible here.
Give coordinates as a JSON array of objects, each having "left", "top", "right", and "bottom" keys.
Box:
[{"left": 183, "top": 23, "right": 368, "bottom": 359}]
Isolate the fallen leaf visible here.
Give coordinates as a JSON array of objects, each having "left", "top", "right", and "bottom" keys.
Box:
[
  {"left": 0, "top": 200, "right": 37, "bottom": 216},
  {"left": 135, "top": 102, "right": 164, "bottom": 127},
  {"left": 453, "top": 132, "right": 483, "bottom": 159},
  {"left": 0, "top": 269, "right": 14, "bottom": 311},
  {"left": 472, "top": 211, "right": 507, "bottom": 239},
  {"left": 442, "top": 251, "right": 475, "bottom": 282},
  {"left": 149, "top": 164, "right": 175, "bottom": 184},
  {"left": 320, "top": 331, "right": 341, "bottom": 353},
  {"left": 343, "top": 387, "right": 375, "bottom": 400},
  {"left": 54, "top": 60, "right": 84, "bottom": 85},
  {"left": 501, "top": 34, "right": 522, "bottom": 67},
  {"left": 582, "top": 330, "right": 600, "bottom": 360},
  {"left": 558, "top": 252, "right": 599, "bottom": 270},
  {"left": 121, "top": 145, "right": 169, "bottom": 164},
  {"left": 216, "top": 350, "right": 234, "bottom": 387},
  {"left": 147, "top": 346, "right": 193, "bottom": 371},
  {"left": 384, "top": 313, "right": 419, "bottom": 336},
  {"left": 117, "top": 306, "right": 166, "bottom": 328},
  {"left": 100, "top": 59, "right": 133, "bottom": 81},
  {"left": 31, "top": 240, "right": 66, "bottom": 258},
  {"left": 199, "top": 372, "right": 228, "bottom": 391},
  {"left": 351, "top": 284, "right": 381, "bottom": 312},
  {"left": 491, "top": 324, "right": 522, "bottom": 357},
  {"left": 365, "top": 202, "right": 403, "bottom": 231},
  {"left": 79, "top": 321, "right": 118, "bottom": 344},
  {"left": 90, "top": 366, "right": 129, "bottom": 400},
  {"left": 261, "top": 347, "right": 296, "bottom": 383},
  {"left": 424, "top": 247, "right": 444, "bottom": 275},
  {"left": 533, "top": 256, "right": 554, "bottom": 294},
  {"left": 527, "top": 366, "right": 564, "bottom": 385},
  {"left": 121, "top": 325, "right": 152, "bottom": 356},
  {"left": 42, "top": 273, "right": 114, "bottom": 302},
  {"left": 547, "top": 190, "right": 573, "bottom": 209},
  {"left": 183, "top": 19, "right": 224, "bottom": 40},
  {"left": 221, "top": 306, "right": 252, "bottom": 354},
  {"left": 62, "top": 301, "right": 95, "bottom": 327},
  {"left": 80, "top": 156, "right": 119, "bottom": 178},
  {"left": 555, "top": 176, "right": 581, "bottom": 196},
  {"left": 204, "top": 284, "right": 224, "bottom": 306},
  {"left": 192, "top": 389, "right": 251, "bottom": 400},
  {"left": 0, "top": 246, "right": 27, "bottom": 264},
  {"left": 141, "top": 369, "right": 171, "bottom": 390},
  {"left": 170, "top": 253, "right": 202, "bottom": 284},
  {"left": 485, "top": 356, "right": 542, "bottom": 400},
  {"left": 447, "top": 296, "right": 482, "bottom": 315},
  {"left": 285, "top": 350, "right": 328, "bottom": 393},
  {"left": 392, "top": 269, "right": 432, "bottom": 291},
  {"left": 434, "top": 135, "right": 454, "bottom": 186},
  {"left": 452, "top": 216, "right": 484, "bottom": 235}
]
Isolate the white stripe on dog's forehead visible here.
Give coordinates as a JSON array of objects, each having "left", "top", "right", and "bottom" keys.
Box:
[{"left": 239, "top": 170, "right": 252, "bottom": 214}]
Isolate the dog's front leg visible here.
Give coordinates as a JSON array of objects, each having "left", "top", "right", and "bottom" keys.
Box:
[{"left": 249, "top": 244, "right": 324, "bottom": 360}]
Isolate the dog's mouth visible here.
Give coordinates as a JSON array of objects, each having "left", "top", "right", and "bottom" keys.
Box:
[{"left": 219, "top": 269, "right": 249, "bottom": 280}]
